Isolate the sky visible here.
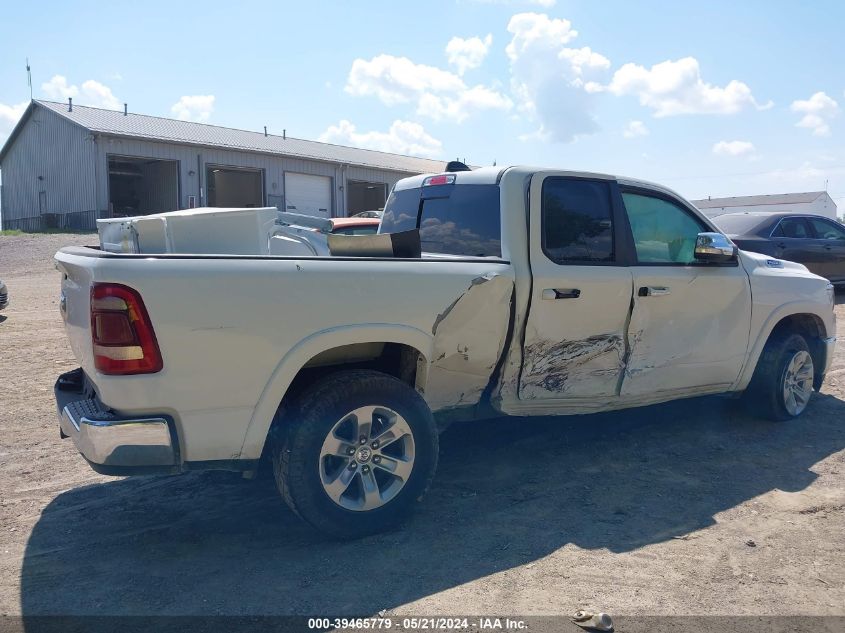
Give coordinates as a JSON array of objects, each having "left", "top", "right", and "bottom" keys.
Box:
[{"left": 1, "top": 0, "right": 844, "bottom": 212}]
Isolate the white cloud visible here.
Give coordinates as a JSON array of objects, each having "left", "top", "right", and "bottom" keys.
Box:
[
  {"left": 417, "top": 84, "right": 512, "bottom": 123},
  {"left": 505, "top": 12, "right": 610, "bottom": 142},
  {"left": 81, "top": 80, "right": 121, "bottom": 110},
  {"left": 170, "top": 95, "right": 215, "bottom": 122},
  {"left": 791, "top": 91, "right": 839, "bottom": 137},
  {"left": 605, "top": 57, "right": 771, "bottom": 117},
  {"left": 712, "top": 140, "right": 755, "bottom": 156},
  {"left": 319, "top": 119, "right": 442, "bottom": 157},
  {"left": 345, "top": 54, "right": 510, "bottom": 122},
  {"left": 346, "top": 55, "right": 464, "bottom": 105},
  {"left": 623, "top": 120, "right": 649, "bottom": 138},
  {"left": 0, "top": 101, "right": 28, "bottom": 147},
  {"left": 446, "top": 34, "right": 493, "bottom": 75},
  {"left": 41, "top": 75, "right": 121, "bottom": 110},
  {"left": 42, "top": 75, "right": 78, "bottom": 100}
]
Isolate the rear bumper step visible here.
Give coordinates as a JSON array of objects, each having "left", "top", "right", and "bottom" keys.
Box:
[{"left": 55, "top": 369, "right": 179, "bottom": 476}]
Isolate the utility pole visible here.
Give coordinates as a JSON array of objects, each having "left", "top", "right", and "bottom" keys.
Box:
[{"left": 26, "top": 58, "right": 32, "bottom": 100}]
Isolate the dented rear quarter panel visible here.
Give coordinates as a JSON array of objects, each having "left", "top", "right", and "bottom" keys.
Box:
[{"left": 55, "top": 248, "right": 515, "bottom": 462}]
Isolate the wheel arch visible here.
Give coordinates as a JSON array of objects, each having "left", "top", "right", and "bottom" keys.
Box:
[
  {"left": 239, "top": 324, "right": 433, "bottom": 460},
  {"left": 736, "top": 303, "right": 832, "bottom": 391}
]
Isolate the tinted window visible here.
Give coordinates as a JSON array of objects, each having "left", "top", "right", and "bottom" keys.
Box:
[
  {"left": 380, "top": 185, "right": 501, "bottom": 257},
  {"left": 379, "top": 188, "right": 421, "bottom": 233},
  {"left": 772, "top": 218, "right": 810, "bottom": 238},
  {"left": 808, "top": 218, "right": 845, "bottom": 240},
  {"left": 542, "top": 179, "right": 614, "bottom": 263},
  {"left": 622, "top": 192, "right": 706, "bottom": 264}
]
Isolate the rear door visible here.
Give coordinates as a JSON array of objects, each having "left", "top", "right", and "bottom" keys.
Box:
[
  {"left": 519, "top": 175, "right": 634, "bottom": 400},
  {"left": 618, "top": 187, "right": 751, "bottom": 397},
  {"left": 806, "top": 217, "right": 845, "bottom": 283}
]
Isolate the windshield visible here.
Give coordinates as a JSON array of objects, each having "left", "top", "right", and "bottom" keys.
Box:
[
  {"left": 712, "top": 214, "right": 768, "bottom": 235},
  {"left": 380, "top": 184, "right": 502, "bottom": 257}
]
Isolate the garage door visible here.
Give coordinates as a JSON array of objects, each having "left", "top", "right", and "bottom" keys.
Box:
[{"left": 285, "top": 173, "right": 332, "bottom": 218}]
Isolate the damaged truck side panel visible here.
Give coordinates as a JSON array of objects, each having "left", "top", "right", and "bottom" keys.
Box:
[{"left": 426, "top": 273, "right": 515, "bottom": 411}]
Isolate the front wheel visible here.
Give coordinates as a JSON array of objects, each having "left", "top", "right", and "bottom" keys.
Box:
[
  {"left": 272, "top": 370, "right": 438, "bottom": 539},
  {"left": 742, "top": 332, "right": 815, "bottom": 421}
]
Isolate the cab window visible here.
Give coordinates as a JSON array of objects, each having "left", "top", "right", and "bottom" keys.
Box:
[
  {"left": 622, "top": 192, "right": 705, "bottom": 264},
  {"left": 542, "top": 178, "right": 615, "bottom": 264},
  {"left": 772, "top": 218, "right": 811, "bottom": 239}
]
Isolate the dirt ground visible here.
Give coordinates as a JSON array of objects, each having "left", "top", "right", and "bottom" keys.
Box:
[{"left": 0, "top": 233, "right": 843, "bottom": 620}]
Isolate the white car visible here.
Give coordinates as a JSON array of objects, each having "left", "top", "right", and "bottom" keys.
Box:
[{"left": 54, "top": 166, "right": 836, "bottom": 538}]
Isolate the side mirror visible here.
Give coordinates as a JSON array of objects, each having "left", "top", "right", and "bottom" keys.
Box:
[{"left": 695, "top": 232, "right": 737, "bottom": 263}]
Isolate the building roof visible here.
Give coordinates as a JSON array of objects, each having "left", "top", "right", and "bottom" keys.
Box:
[
  {"left": 0, "top": 100, "right": 448, "bottom": 174},
  {"left": 690, "top": 191, "right": 828, "bottom": 209}
]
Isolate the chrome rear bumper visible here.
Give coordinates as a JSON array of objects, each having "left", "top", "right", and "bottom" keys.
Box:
[{"left": 55, "top": 369, "right": 179, "bottom": 476}]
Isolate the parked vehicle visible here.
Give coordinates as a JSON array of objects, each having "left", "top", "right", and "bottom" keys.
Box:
[
  {"left": 0, "top": 280, "right": 7, "bottom": 310},
  {"left": 714, "top": 211, "right": 845, "bottom": 285},
  {"left": 54, "top": 166, "right": 837, "bottom": 538},
  {"left": 271, "top": 212, "right": 381, "bottom": 256}
]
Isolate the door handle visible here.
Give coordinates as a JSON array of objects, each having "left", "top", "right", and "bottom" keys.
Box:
[
  {"left": 824, "top": 244, "right": 833, "bottom": 250},
  {"left": 542, "top": 288, "right": 581, "bottom": 300},
  {"left": 638, "top": 286, "right": 671, "bottom": 297}
]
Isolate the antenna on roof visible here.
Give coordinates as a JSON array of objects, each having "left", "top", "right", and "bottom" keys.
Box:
[
  {"left": 264, "top": 126, "right": 268, "bottom": 137},
  {"left": 68, "top": 97, "right": 72, "bottom": 112},
  {"left": 124, "top": 103, "right": 128, "bottom": 116},
  {"left": 283, "top": 129, "right": 286, "bottom": 140},
  {"left": 25, "top": 58, "right": 32, "bottom": 100}
]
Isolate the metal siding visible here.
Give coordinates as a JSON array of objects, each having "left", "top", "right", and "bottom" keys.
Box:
[
  {"left": 95, "top": 138, "right": 408, "bottom": 217},
  {"left": 0, "top": 106, "right": 96, "bottom": 226}
]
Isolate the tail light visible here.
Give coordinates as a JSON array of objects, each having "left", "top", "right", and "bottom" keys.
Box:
[{"left": 91, "top": 283, "right": 163, "bottom": 375}]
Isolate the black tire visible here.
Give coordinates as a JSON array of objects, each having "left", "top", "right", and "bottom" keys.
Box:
[
  {"left": 742, "top": 332, "right": 815, "bottom": 421},
  {"left": 272, "top": 369, "right": 438, "bottom": 539}
]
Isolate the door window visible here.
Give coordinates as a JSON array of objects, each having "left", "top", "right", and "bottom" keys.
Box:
[
  {"left": 772, "top": 217, "right": 811, "bottom": 239},
  {"left": 807, "top": 218, "right": 845, "bottom": 240},
  {"left": 622, "top": 192, "right": 706, "bottom": 264},
  {"left": 542, "top": 178, "right": 615, "bottom": 264}
]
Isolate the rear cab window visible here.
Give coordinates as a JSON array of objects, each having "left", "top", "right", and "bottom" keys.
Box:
[
  {"left": 380, "top": 182, "right": 501, "bottom": 257},
  {"left": 541, "top": 178, "right": 615, "bottom": 264}
]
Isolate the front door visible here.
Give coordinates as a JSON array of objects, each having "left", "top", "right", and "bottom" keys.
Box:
[
  {"left": 771, "top": 216, "right": 828, "bottom": 277},
  {"left": 618, "top": 188, "right": 752, "bottom": 397},
  {"left": 519, "top": 175, "right": 634, "bottom": 401}
]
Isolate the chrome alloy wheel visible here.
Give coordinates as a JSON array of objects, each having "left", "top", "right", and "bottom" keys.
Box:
[
  {"left": 318, "top": 406, "right": 415, "bottom": 511},
  {"left": 782, "top": 350, "right": 814, "bottom": 416}
]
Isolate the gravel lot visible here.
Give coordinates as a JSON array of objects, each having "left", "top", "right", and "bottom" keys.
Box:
[{"left": 0, "top": 233, "right": 843, "bottom": 619}]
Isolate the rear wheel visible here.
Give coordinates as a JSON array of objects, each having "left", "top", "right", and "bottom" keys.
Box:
[
  {"left": 272, "top": 370, "right": 438, "bottom": 539},
  {"left": 743, "top": 332, "right": 815, "bottom": 421}
]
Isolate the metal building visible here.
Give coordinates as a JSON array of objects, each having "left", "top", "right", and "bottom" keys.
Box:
[
  {"left": 0, "top": 99, "right": 447, "bottom": 230},
  {"left": 691, "top": 191, "right": 838, "bottom": 220}
]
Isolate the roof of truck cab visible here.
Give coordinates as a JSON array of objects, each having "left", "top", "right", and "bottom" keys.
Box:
[{"left": 394, "top": 166, "right": 692, "bottom": 206}]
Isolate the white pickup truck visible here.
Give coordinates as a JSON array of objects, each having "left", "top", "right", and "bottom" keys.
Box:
[{"left": 54, "top": 166, "right": 837, "bottom": 538}]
